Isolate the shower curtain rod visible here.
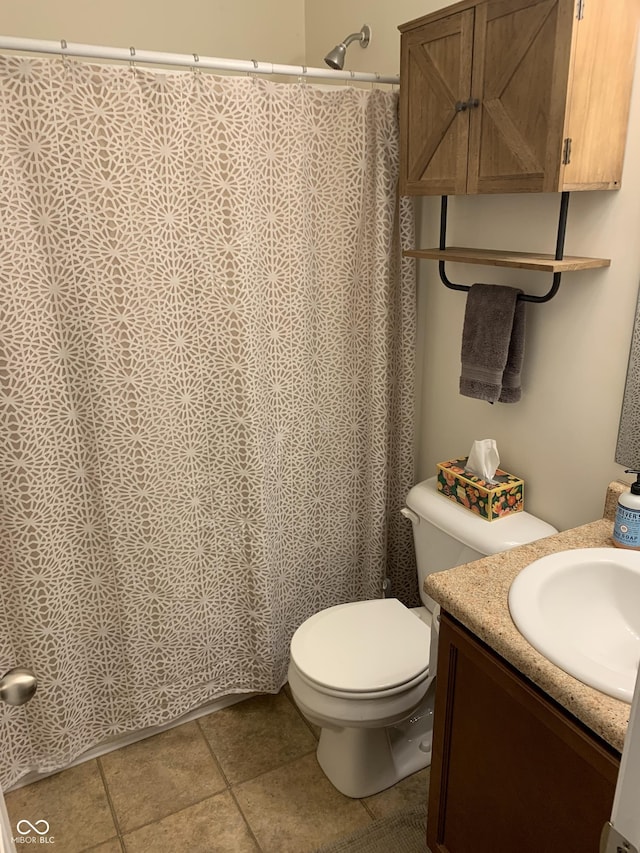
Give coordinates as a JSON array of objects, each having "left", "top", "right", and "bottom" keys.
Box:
[{"left": 0, "top": 35, "right": 400, "bottom": 85}]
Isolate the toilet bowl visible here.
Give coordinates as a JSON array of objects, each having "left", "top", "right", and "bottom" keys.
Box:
[
  {"left": 288, "top": 598, "right": 437, "bottom": 798},
  {"left": 288, "top": 476, "right": 557, "bottom": 798}
]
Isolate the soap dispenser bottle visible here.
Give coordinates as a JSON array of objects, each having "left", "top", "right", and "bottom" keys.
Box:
[{"left": 613, "top": 470, "right": 640, "bottom": 550}]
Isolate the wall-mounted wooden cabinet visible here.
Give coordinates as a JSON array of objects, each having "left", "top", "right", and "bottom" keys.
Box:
[{"left": 399, "top": 0, "right": 639, "bottom": 196}]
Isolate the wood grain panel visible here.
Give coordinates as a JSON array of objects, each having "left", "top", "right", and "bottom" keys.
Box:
[
  {"left": 403, "top": 246, "right": 610, "bottom": 271},
  {"left": 399, "top": 10, "right": 473, "bottom": 195},
  {"left": 560, "top": 0, "right": 640, "bottom": 190},
  {"left": 468, "top": 0, "right": 571, "bottom": 193},
  {"left": 427, "top": 614, "right": 619, "bottom": 853}
]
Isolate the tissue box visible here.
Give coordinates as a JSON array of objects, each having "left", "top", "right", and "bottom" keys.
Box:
[{"left": 436, "top": 458, "right": 524, "bottom": 521}]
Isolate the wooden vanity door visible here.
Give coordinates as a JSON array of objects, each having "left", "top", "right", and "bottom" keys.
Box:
[
  {"left": 467, "top": 0, "right": 574, "bottom": 194},
  {"left": 399, "top": 10, "right": 474, "bottom": 195},
  {"left": 427, "top": 613, "right": 619, "bottom": 853}
]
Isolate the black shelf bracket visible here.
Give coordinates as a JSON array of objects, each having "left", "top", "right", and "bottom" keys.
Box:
[{"left": 438, "top": 191, "right": 571, "bottom": 304}]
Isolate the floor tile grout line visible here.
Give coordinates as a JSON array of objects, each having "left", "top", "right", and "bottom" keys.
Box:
[
  {"left": 195, "top": 698, "right": 319, "bottom": 789},
  {"left": 112, "top": 789, "right": 232, "bottom": 842},
  {"left": 195, "top": 716, "right": 233, "bottom": 789},
  {"left": 359, "top": 798, "right": 378, "bottom": 821},
  {"left": 196, "top": 712, "right": 328, "bottom": 849},
  {"left": 227, "top": 762, "right": 373, "bottom": 853},
  {"left": 197, "top": 704, "right": 318, "bottom": 853},
  {"left": 196, "top": 690, "right": 372, "bottom": 842},
  {"left": 278, "top": 689, "right": 383, "bottom": 833},
  {"left": 95, "top": 757, "right": 127, "bottom": 850},
  {"left": 196, "top": 717, "right": 264, "bottom": 851},
  {"left": 98, "top": 721, "right": 231, "bottom": 843},
  {"left": 226, "top": 750, "right": 376, "bottom": 851},
  {"left": 227, "top": 787, "right": 265, "bottom": 853},
  {"left": 93, "top": 698, "right": 317, "bottom": 845},
  {"left": 281, "top": 684, "right": 320, "bottom": 742},
  {"left": 228, "top": 744, "right": 319, "bottom": 789}
]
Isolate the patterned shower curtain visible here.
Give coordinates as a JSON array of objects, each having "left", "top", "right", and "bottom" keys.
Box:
[{"left": 0, "top": 55, "right": 415, "bottom": 788}]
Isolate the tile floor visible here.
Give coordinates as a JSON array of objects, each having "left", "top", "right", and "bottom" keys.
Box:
[{"left": 5, "top": 687, "right": 430, "bottom": 852}]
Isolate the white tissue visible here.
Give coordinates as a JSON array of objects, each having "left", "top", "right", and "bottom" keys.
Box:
[{"left": 466, "top": 439, "right": 500, "bottom": 482}]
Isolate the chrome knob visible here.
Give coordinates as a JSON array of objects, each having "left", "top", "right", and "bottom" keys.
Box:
[{"left": 0, "top": 667, "right": 38, "bottom": 706}]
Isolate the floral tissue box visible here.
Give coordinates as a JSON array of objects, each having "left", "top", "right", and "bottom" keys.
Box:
[{"left": 436, "top": 457, "right": 524, "bottom": 521}]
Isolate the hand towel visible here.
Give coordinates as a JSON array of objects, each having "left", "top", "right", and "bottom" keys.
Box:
[
  {"left": 497, "top": 290, "right": 526, "bottom": 403},
  {"left": 459, "top": 283, "right": 526, "bottom": 403}
]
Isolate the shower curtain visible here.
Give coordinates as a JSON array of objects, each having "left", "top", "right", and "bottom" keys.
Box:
[{"left": 0, "top": 55, "right": 415, "bottom": 789}]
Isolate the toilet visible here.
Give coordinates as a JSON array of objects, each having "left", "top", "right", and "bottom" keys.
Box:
[{"left": 287, "top": 476, "right": 557, "bottom": 798}]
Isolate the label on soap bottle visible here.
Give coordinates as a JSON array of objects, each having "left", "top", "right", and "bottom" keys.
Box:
[{"left": 613, "top": 505, "right": 640, "bottom": 547}]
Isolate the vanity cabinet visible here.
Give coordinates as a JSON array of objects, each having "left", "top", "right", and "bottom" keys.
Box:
[
  {"left": 427, "top": 612, "right": 620, "bottom": 853},
  {"left": 399, "top": 0, "right": 639, "bottom": 195}
]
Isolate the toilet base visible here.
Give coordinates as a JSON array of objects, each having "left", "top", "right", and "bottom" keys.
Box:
[{"left": 315, "top": 680, "right": 436, "bottom": 799}]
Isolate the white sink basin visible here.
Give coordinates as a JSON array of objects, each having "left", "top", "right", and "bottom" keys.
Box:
[{"left": 508, "top": 547, "right": 640, "bottom": 703}]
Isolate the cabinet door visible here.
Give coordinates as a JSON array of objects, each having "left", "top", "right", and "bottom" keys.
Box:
[
  {"left": 427, "top": 613, "right": 619, "bottom": 853},
  {"left": 561, "top": 0, "right": 639, "bottom": 191},
  {"left": 467, "top": 0, "right": 575, "bottom": 193},
  {"left": 400, "top": 10, "right": 474, "bottom": 195}
]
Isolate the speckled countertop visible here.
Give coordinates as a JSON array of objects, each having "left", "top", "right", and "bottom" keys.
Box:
[{"left": 425, "top": 481, "right": 631, "bottom": 753}]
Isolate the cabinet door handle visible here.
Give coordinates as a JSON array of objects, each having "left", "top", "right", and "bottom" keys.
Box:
[{"left": 455, "top": 99, "right": 479, "bottom": 113}]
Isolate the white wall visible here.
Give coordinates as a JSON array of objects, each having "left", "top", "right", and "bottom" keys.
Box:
[
  {"left": 307, "top": 0, "right": 640, "bottom": 531},
  {"left": 2, "top": 0, "right": 638, "bottom": 531},
  {"left": 305, "top": 0, "right": 426, "bottom": 75},
  {"left": 1, "top": 0, "right": 306, "bottom": 64}
]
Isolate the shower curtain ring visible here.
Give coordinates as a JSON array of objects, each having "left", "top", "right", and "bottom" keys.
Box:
[
  {"left": 298, "top": 65, "right": 308, "bottom": 85},
  {"left": 129, "top": 46, "right": 136, "bottom": 75},
  {"left": 249, "top": 59, "right": 258, "bottom": 83},
  {"left": 59, "top": 39, "right": 71, "bottom": 73},
  {"left": 343, "top": 69, "right": 355, "bottom": 87},
  {"left": 192, "top": 53, "right": 201, "bottom": 76}
]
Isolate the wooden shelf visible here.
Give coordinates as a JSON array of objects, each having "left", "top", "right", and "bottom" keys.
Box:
[{"left": 403, "top": 247, "right": 611, "bottom": 273}]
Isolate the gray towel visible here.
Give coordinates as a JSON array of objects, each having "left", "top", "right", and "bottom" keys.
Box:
[{"left": 459, "top": 283, "right": 526, "bottom": 403}]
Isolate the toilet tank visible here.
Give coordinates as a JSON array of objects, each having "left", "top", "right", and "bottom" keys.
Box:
[{"left": 404, "top": 477, "right": 557, "bottom": 610}]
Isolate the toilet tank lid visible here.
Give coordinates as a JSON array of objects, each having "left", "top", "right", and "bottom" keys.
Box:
[{"left": 405, "top": 477, "right": 558, "bottom": 556}]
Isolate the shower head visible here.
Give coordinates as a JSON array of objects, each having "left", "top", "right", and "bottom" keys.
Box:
[{"left": 324, "top": 24, "right": 371, "bottom": 70}]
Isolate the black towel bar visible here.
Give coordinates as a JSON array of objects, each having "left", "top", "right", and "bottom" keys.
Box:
[{"left": 438, "top": 192, "right": 571, "bottom": 304}]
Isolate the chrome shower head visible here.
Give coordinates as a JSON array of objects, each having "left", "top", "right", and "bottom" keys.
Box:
[{"left": 324, "top": 25, "right": 371, "bottom": 70}]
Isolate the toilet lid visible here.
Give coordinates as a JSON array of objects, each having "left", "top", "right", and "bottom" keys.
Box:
[{"left": 290, "top": 599, "right": 430, "bottom": 693}]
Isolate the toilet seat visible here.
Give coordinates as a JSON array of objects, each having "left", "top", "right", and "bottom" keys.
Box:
[
  {"left": 290, "top": 599, "right": 431, "bottom": 695},
  {"left": 289, "top": 658, "right": 432, "bottom": 700}
]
